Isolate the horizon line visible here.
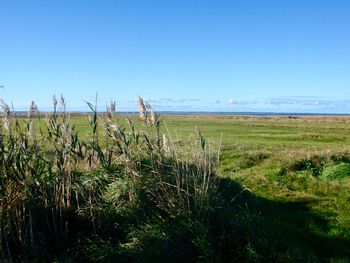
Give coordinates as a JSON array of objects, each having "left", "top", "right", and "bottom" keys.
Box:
[{"left": 7, "top": 110, "right": 350, "bottom": 116}]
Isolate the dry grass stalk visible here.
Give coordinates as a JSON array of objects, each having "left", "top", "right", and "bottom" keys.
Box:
[{"left": 28, "top": 120, "right": 35, "bottom": 138}]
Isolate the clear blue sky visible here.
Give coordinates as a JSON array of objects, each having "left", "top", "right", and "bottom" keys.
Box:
[{"left": 1, "top": 0, "right": 350, "bottom": 112}]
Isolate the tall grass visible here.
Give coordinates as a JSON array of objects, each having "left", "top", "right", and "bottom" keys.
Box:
[{"left": 0, "top": 96, "right": 221, "bottom": 261}]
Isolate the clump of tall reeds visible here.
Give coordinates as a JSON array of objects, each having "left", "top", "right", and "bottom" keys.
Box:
[{"left": 0, "top": 95, "right": 221, "bottom": 261}]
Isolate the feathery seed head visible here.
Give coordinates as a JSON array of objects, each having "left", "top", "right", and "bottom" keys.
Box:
[
  {"left": 60, "top": 95, "right": 66, "bottom": 112},
  {"left": 53, "top": 95, "right": 58, "bottom": 112},
  {"left": 107, "top": 101, "right": 116, "bottom": 120},
  {"left": 28, "top": 101, "right": 38, "bottom": 118},
  {"left": 162, "top": 133, "right": 170, "bottom": 154},
  {"left": 144, "top": 101, "right": 151, "bottom": 110},
  {"left": 109, "top": 101, "right": 116, "bottom": 113},
  {"left": 0, "top": 100, "right": 10, "bottom": 131},
  {"left": 151, "top": 109, "right": 158, "bottom": 125},
  {"left": 137, "top": 96, "right": 146, "bottom": 120},
  {"left": 0, "top": 99, "right": 10, "bottom": 118}
]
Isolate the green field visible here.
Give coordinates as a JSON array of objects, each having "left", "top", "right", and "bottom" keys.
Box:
[
  {"left": 75, "top": 114, "right": 350, "bottom": 260},
  {"left": 1, "top": 110, "right": 350, "bottom": 262}
]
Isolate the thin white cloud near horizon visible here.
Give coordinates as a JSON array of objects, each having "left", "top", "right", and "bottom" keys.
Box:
[{"left": 2, "top": 95, "right": 350, "bottom": 114}]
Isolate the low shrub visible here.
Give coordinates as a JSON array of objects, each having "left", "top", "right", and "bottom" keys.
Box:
[{"left": 280, "top": 155, "right": 326, "bottom": 176}]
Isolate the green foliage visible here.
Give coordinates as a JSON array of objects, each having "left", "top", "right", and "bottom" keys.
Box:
[
  {"left": 320, "top": 163, "right": 350, "bottom": 180},
  {"left": 280, "top": 155, "right": 326, "bottom": 176}
]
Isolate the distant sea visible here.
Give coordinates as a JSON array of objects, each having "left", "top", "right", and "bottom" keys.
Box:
[
  {"left": 153, "top": 111, "right": 350, "bottom": 117},
  {"left": 12, "top": 111, "right": 350, "bottom": 117}
]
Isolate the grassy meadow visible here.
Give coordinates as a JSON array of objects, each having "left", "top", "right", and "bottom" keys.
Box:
[
  {"left": 158, "top": 115, "right": 350, "bottom": 260},
  {"left": 1, "top": 98, "right": 350, "bottom": 262}
]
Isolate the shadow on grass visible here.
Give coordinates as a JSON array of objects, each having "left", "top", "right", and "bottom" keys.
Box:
[
  {"left": 6, "top": 177, "right": 350, "bottom": 262},
  {"left": 82, "top": 178, "right": 350, "bottom": 262},
  {"left": 216, "top": 178, "right": 350, "bottom": 261}
]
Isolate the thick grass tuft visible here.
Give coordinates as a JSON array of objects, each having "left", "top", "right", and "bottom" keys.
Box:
[{"left": 320, "top": 163, "right": 350, "bottom": 181}]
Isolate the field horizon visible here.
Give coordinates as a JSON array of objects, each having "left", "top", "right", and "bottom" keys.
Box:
[{"left": 7, "top": 110, "right": 350, "bottom": 117}]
